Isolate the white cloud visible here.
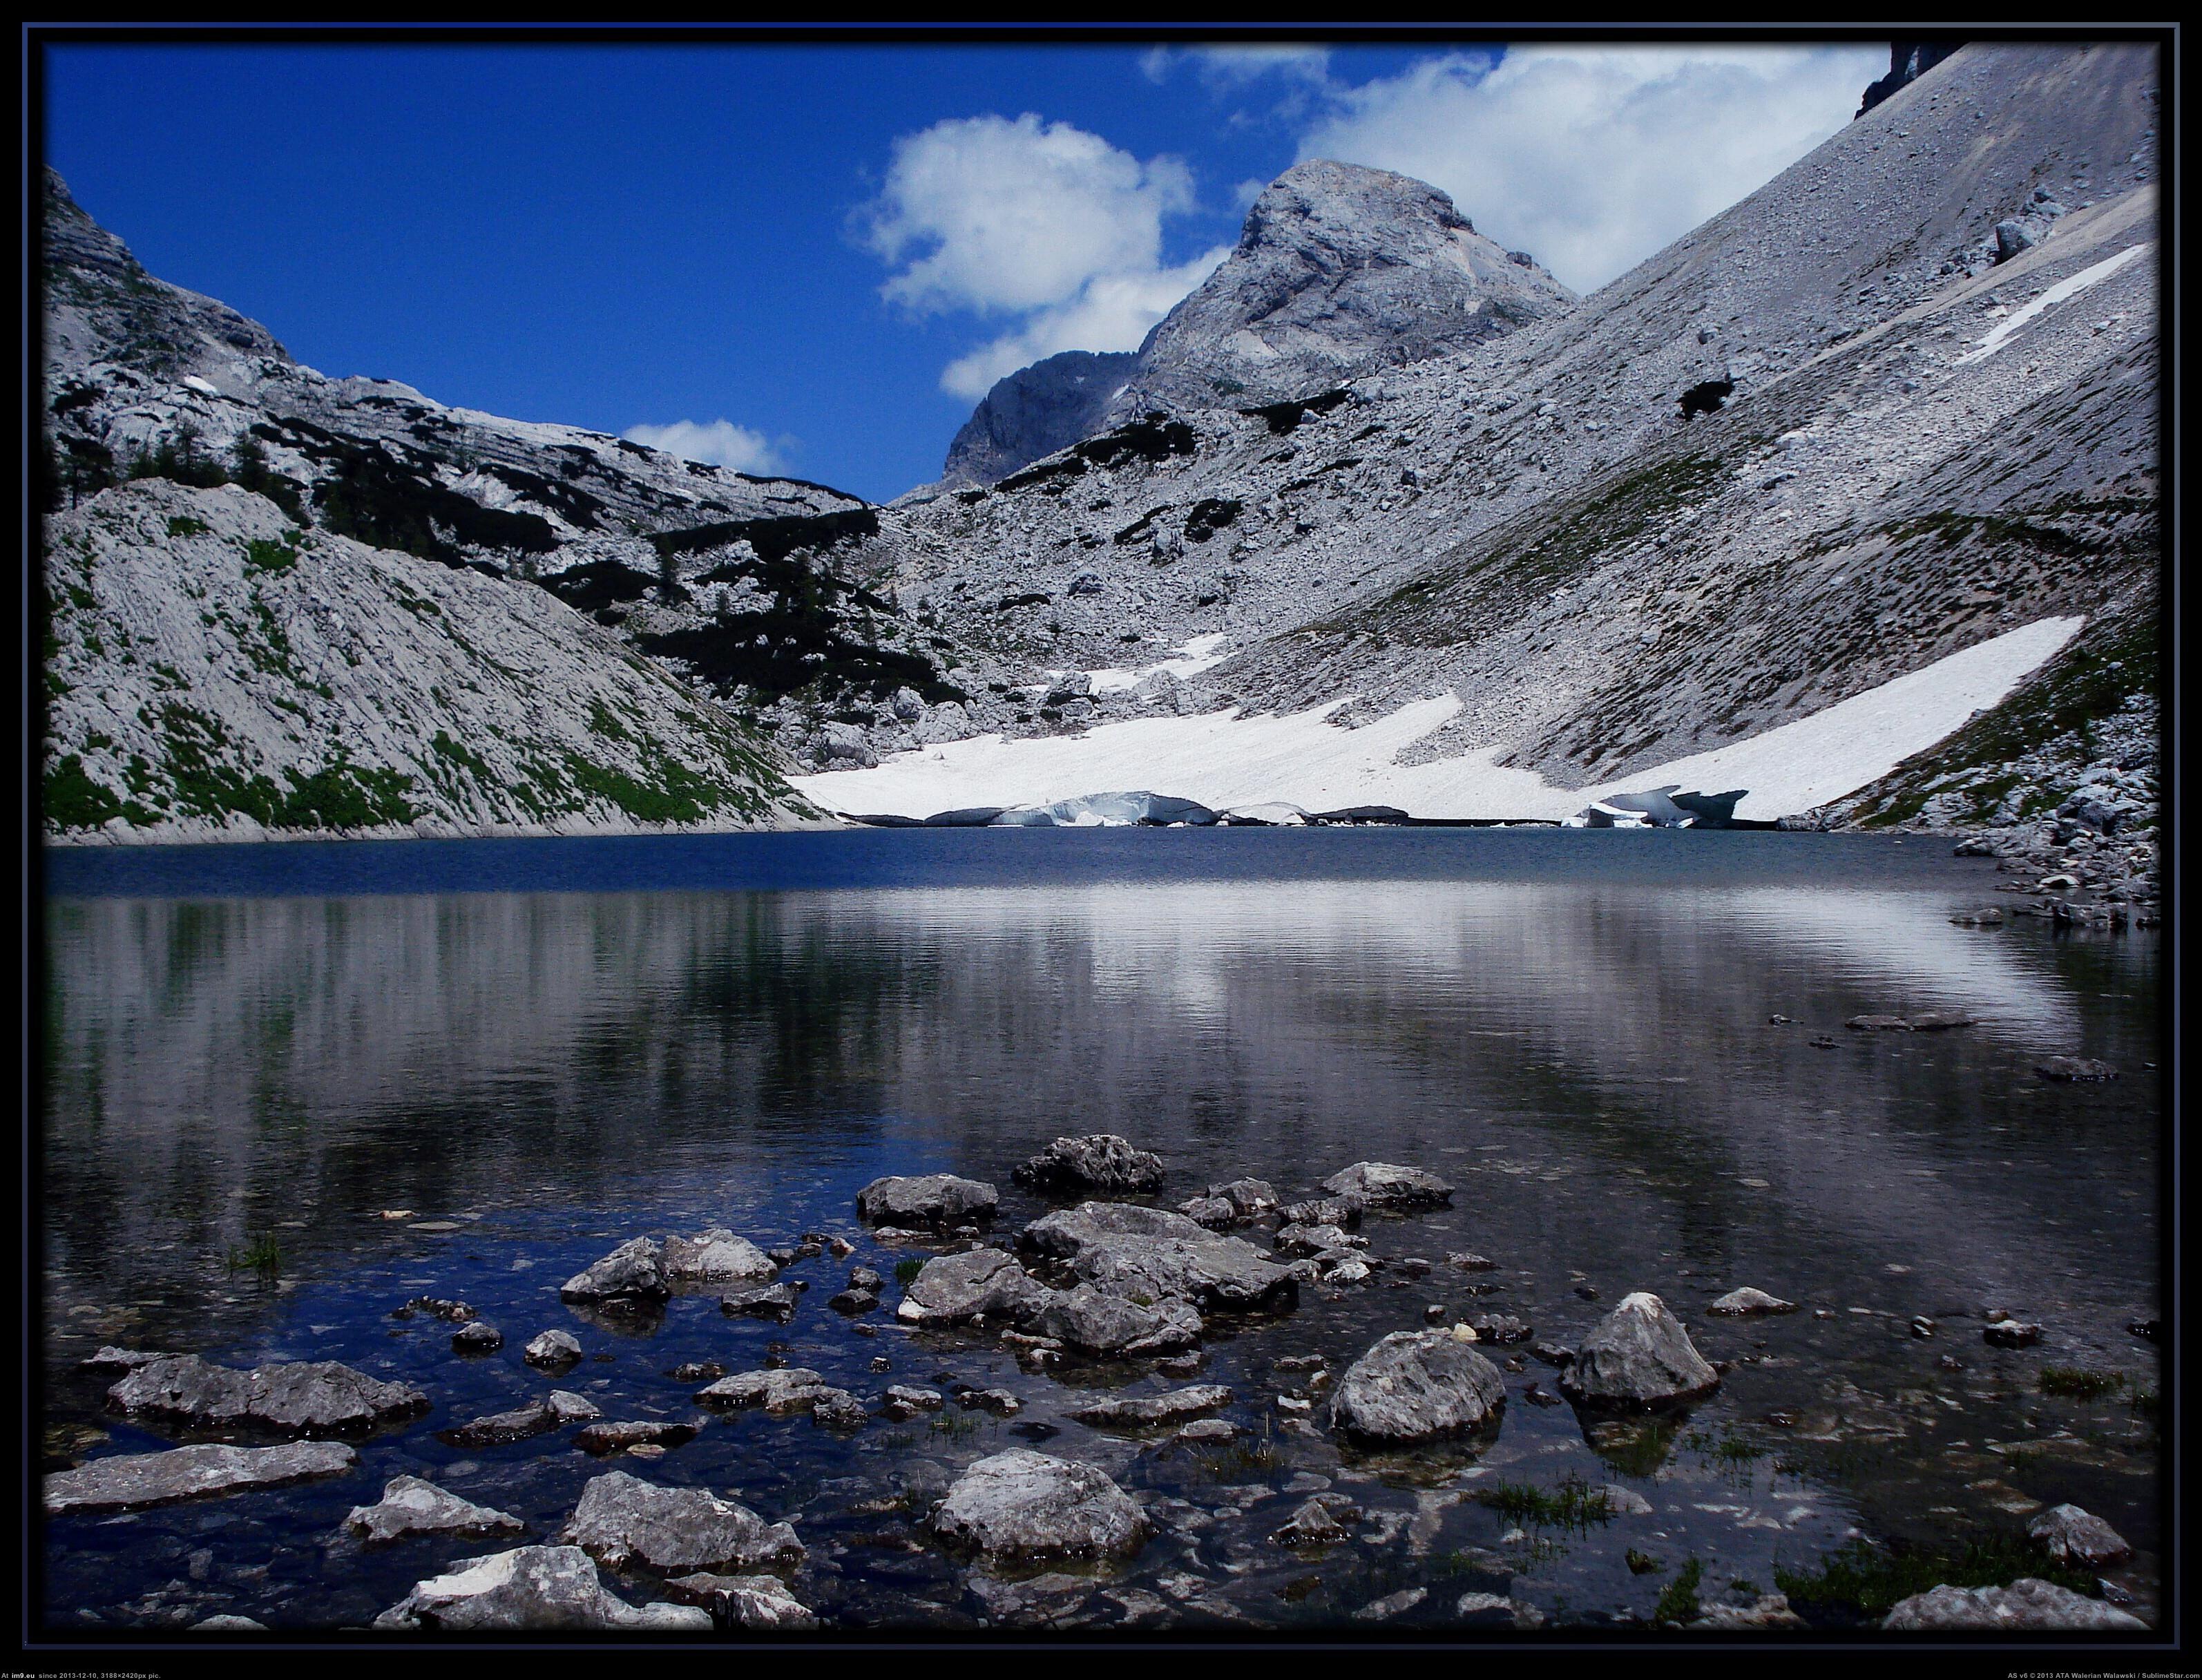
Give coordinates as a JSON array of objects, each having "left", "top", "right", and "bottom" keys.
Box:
[
  {"left": 1296, "top": 44, "right": 1886, "bottom": 292},
  {"left": 1142, "top": 44, "right": 1334, "bottom": 89},
  {"left": 621, "top": 419, "right": 786, "bottom": 475},
  {"left": 861, "top": 113, "right": 1196, "bottom": 316},
  {"left": 861, "top": 112, "right": 1229, "bottom": 399},
  {"left": 939, "top": 244, "right": 1233, "bottom": 400}
]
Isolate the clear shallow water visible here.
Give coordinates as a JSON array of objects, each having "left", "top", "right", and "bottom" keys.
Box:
[{"left": 39, "top": 830, "right": 2163, "bottom": 1633}]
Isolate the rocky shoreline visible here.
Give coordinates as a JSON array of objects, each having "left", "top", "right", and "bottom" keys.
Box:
[{"left": 42, "top": 1130, "right": 2158, "bottom": 1636}]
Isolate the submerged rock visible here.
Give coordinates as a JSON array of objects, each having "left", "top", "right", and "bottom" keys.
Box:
[
  {"left": 375, "top": 1545, "right": 712, "bottom": 1630},
  {"left": 345, "top": 1476, "right": 525, "bottom": 1544},
  {"left": 1025, "top": 1201, "right": 1295, "bottom": 1313},
  {"left": 720, "top": 1281, "right": 803, "bottom": 1323},
  {"left": 856, "top": 1173, "right": 999, "bottom": 1228},
  {"left": 1558, "top": 1293, "right": 1719, "bottom": 1409},
  {"left": 1069, "top": 1385, "right": 1233, "bottom": 1428},
  {"left": 896, "top": 1248, "right": 1049, "bottom": 1326},
  {"left": 106, "top": 1355, "right": 428, "bottom": 1435},
  {"left": 1014, "top": 1135, "right": 1167, "bottom": 1196},
  {"left": 2027, "top": 1503, "right": 2133, "bottom": 1567},
  {"left": 1320, "top": 1161, "right": 1453, "bottom": 1210},
  {"left": 562, "top": 1470, "right": 803, "bottom": 1574},
  {"left": 696, "top": 1367, "right": 833, "bottom": 1413},
  {"left": 45, "top": 1441, "right": 357, "bottom": 1513},
  {"left": 1327, "top": 1328, "right": 1506, "bottom": 1444},
  {"left": 928, "top": 1449, "right": 1147, "bottom": 1562},
  {"left": 2036, "top": 1056, "right": 2118, "bottom": 1082},
  {"left": 575, "top": 1420, "right": 700, "bottom": 1455},
  {"left": 1882, "top": 1578, "right": 2145, "bottom": 1630}
]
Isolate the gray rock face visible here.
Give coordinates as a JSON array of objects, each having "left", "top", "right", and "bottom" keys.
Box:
[
  {"left": 943, "top": 350, "right": 1139, "bottom": 486},
  {"left": 345, "top": 1476, "right": 525, "bottom": 1544},
  {"left": 1013, "top": 1134, "right": 1167, "bottom": 1195},
  {"left": 374, "top": 1545, "right": 713, "bottom": 1630},
  {"left": 441, "top": 1399, "right": 575, "bottom": 1449},
  {"left": 2027, "top": 1503, "right": 2134, "bottom": 1567},
  {"left": 696, "top": 1366, "right": 832, "bottom": 1412},
  {"left": 562, "top": 1470, "right": 803, "bottom": 1574},
  {"left": 1882, "top": 1577, "right": 2145, "bottom": 1630},
  {"left": 895, "top": 1248, "right": 1048, "bottom": 1326},
  {"left": 44, "top": 1440, "right": 357, "bottom": 1512},
  {"left": 105, "top": 1354, "right": 428, "bottom": 1435},
  {"left": 856, "top": 1173, "right": 999, "bottom": 1228},
  {"left": 660, "top": 1228, "right": 777, "bottom": 1285},
  {"left": 719, "top": 1281, "right": 803, "bottom": 1322},
  {"left": 1558, "top": 1292, "right": 1721, "bottom": 1409},
  {"left": 1321, "top": 1161, "right": 1453, "bottom": 1210},
  {"left": 1022, "top": 1201, "right": 1210, "bottom": 1258},
  {"left": 559, "top": 1238, "right": 670, "bottom": 1304},
  {"left": 1069, "top": 1385, "right": 1233, "bottom": 1428},
  {"left": 1327, "top": 1328, "right": 1507, "bottom": 1444},
  {"left": 1033, "top": 1282, "right": 1203, "bottom": 1356},
  {"left": 1111, "top": 160, "right": 1573, "bottom": 421},
  {"left": 928, "top": 1449, "right": 1148, "bottom": 1561},
  {"left": 663, "top": 1572, "right": 819, "bottom": 1631},
  {"left": 575, "top": 1420, "right": 700, "bottom": 1455}
]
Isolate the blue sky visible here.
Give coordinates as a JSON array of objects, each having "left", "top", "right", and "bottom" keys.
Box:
[{"left": 43, "top": 36, "right": 1883, "bottom": 502}]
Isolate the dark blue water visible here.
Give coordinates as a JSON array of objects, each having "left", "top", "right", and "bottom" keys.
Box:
[{"left": 38, "top": 830, "right": 2163, "bottom": 1634}]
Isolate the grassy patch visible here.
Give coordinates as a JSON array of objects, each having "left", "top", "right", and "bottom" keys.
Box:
[
  {"left": 893, "top": 1258, "right": 925, "bottom": 1286},
  {"left": 166, "top": 515, "right": 209, "bottom": 538},
  {"left": 1653, "top": 1557, "right": 1705, "bottom": 1625},
  {"left": 243, "top": 535, "right": 300, "bottom": 575},
  {"left": 224, "top": 1231, "right": 283, "bottom": 1279},
  {"left": 1774, "top": 1536, "right": 2096, "bottom": 1623},
  {"left": 1474, "top": 1473, "right": 1615, "bottom": 1532},
  {"left": 2040, "top": 1367, "right": 2127, "bottom": 1400}
]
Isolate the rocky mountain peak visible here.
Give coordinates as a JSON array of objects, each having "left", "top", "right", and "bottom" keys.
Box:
[
  {"left": 941, "top": 349, "right": 1137, "bottom": 487},
  {"left": 1107, "top": 158, "right": 1575, "bottom": 421}
]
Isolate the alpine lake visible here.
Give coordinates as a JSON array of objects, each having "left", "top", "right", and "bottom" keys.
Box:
[{"left": 38, "top": 828, "right": 2163, "bottom": 1635}]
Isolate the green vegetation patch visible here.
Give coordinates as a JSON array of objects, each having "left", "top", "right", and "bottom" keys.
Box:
[
  {"left": 1774, "top": 1536, "right": 2096, "bottom": 1623},
  {"left": 1652, "top": 1557, "right": 1705, "bottom": 1625},
  {"left": 1473, "top": 1473, "right": 1616, "bottom": 1533}
]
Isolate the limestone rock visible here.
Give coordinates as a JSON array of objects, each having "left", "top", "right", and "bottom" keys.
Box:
[
  {"left": 1327, "top": 1328, "right": 1506, "bottom": 1444},
  {"left": 1558, "top": 1292, "right": 1720, "bottom": 1409},
  {"left": 928, "top": 1449, "right": 1147, "bottom": 1562},
  {"left": 345, "top": 1476, "right": 525, "bottom": 1544},
  {"left": 106, "top": 1355, "right": 428, "bottom": 1435},
  {"left": 895, "top": 1248, "right": 1048, "bottom": 1326},
  {"left": 375, "top": 1545, "right": 712, "bottom": 1630},
  {"left": 1013, "top": 1134, "right": 1167, "bottom": 1196},
  {"left": 562, "top": 1470, "right": 803, "bottom": 1574},
  {"left": 2027, "top": 1503, "right": 2133, "bottom": 1567},
  {"left": 45, "top": 1440, "right": 357, "bottom": 1512},
  {"left": 856, "top": 1173, "right": 999, "bottom": 1228},
  {"left": 1320, "top": 1161, "right": 1454, "bottom": 1210},
  {"left": 1882, "top": 1577, "right": 2145, "bottom": 1630}
]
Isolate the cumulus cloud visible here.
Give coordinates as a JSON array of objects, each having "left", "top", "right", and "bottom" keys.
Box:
[
  {"left": 622, "top": 419, "right": 786, "bottom": 475},
  {"left": 861, "top": 112, "right": 1227, "bottom": 397},
  {"left": 861, "top": 113, "right": 1196, "bottom": 316},
  {"left": 1296, "top": 44, "right": 1886, "bottom": 292},
  {"left": 939, "top": 244, "right": 1233, "bottom": 401}
]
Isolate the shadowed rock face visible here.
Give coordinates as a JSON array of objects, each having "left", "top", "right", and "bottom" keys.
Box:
[
  {"left": 928, "top": 1448, "right": 1148, "bottom": 1560},
  {"left": 943, "top": 350, "right": 1138, "bottom": 486},
  {"left": 1109, "top": 160, "right": 1575, "bottom": 421}
]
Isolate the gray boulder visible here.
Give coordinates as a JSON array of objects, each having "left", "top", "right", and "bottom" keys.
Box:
[
  {"left": 106, "top": 1355, "right": 428, "bottom": 1435},
  {"left": 894, "top": 1248, "right": 1048, "bottom": 1326},
  {"left": 45, "top": 1440, "right": 356, "bottom": 1513},
  {"left": 1558, "top": 1292, "right": 1720, "bottom": 1409},
  {"left": 441, "top": 1400, "right": 571, "bottom": 1449},
  {"left": 660, "top": 1229, "right": 776, "bottom": 1285},
  {"left": 1014, "top": 1134, "right": 1167, "bottom": 1195},
  {"left": 719, "top": 1281, "right": 802, "bottom": 1322},
  {"left": 562, "top": 1470, "right": 803, "bottom": 1574},
  {"left": 928, "top": 1449, "right": 1148, "bottom": 1561},
  {"left": 663, "top": 1572, "right": 819, "bottom": 1631},
  {"left": 345, "top": 1476, "right": 526, "bottom": 1544},
  {"left": 1033, "top": 1282, "right": 1203, "bottom": 1356},
  {"left": 856, "top": 1173, "right": 998, "bottom": 1228},
  {"left": 559, "top": 1238, "right": 669, "bottom": 1304},
  {"left": 1883, "top": 1578, "right": 2145, "bottom": 1630},
  {"left": 2027, "top": 1503, "right": 2133, "bottom": 1567},
  {"left": 696, "top": 1367, "right": 832, "bottom": 1412},
  {"left": 374, "top": 1545, "right": 712, "bottom": 1630},
  {"left": 1327, "top": 1328, "right": 1507, "bottom": 1444},
  {"left": 1022, "top": 1201, "right": 1209, "bottom": 1258},
  {"left": 1073, "top": 1230, "right": 1298, "bottom": 1315},
  {"left": 1321, "top": 1161, "right": 1454, "bottom": 1210},
  {"left": 523, "top": 1330, "right": 582, "bottom": 1368},
  {"left": 575, "top": 1420, "right": 700, "bottom": 1455}
]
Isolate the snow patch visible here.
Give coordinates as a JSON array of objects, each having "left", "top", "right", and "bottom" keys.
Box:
[
  {"left": 1957, "top": 243, "right": 2152, "bottom": 364},
  {"left": 794, "top": 618, "right": 2083, "bottom": 822}
]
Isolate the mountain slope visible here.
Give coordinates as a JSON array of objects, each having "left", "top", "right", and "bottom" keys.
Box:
[
  {"left": 44, "top": 479, "right": 831, "bottom": 843},
  {"left": 851, "top": 42, "right": 2158, "bottom": 837}
]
